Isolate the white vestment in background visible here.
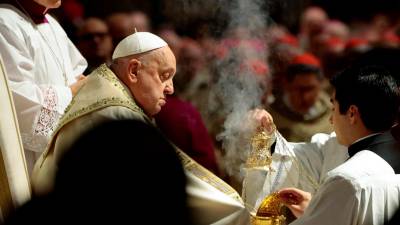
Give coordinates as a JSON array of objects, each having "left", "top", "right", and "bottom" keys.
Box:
[{"left": 0, "top": 4, "right": 87, "bottom": 173}]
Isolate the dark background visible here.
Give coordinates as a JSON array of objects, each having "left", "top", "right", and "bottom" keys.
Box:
[{"left": 69, "top": 0, "right": 400, "bottom": 37}]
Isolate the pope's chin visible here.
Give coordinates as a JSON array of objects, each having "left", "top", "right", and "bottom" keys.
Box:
[{"left": 148, "top": 106, "right": 162, "bottom": 117}]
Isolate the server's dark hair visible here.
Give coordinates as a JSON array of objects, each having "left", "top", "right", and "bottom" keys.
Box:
[{"left": 330, "top": 65, "right": 399, "bottom": 132}]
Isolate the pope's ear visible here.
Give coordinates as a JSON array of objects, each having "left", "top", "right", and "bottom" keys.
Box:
[{"left": 127, "top": 59, "right": 141, "bottom": 83}]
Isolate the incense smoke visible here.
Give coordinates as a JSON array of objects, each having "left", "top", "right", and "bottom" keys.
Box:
[
  {"left": 210, "top": 0, "right": 270, "bottom": 182},
  {"left": 173, "top": 0, "right": 272, "bottom": 184}
]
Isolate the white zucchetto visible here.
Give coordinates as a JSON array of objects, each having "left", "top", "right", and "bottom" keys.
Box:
[{"left": 112, "top": 32, "right": 168, "bottom": 60}]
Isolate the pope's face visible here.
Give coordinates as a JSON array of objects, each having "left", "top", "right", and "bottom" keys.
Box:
[
  {"left": 34, "top": 0, "right": 61, "bottom": 9},
  {"left": 131, "top": 47, "right": 176, "bottom": 117}
]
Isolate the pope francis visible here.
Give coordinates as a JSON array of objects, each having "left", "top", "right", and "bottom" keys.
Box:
[{"left": 31, "top": 31, "right": 250, "bottom": 225}]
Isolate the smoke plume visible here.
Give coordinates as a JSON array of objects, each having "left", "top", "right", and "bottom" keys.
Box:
[{"left": 210, "top": 0, "right": 270, "bottom": 181}]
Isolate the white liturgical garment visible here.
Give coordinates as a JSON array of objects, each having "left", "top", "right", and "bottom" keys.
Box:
[
  {"left": 243, "top": 132, "right": 349, "bottom": 211},
  {"left": 0, "top": 4, "right": 87, "bottom": 173},
  {"left": 244, "top": 131, "right": 400, "bottom": 225},
  {"left": 292, "top": 151, "right": 400, "bottom": 225}
]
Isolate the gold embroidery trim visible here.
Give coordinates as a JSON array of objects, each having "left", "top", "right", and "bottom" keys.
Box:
[
  {"left": 58, "top": 97, "right": 140, "bottom": 130},
  {"left": 41, "top": 97, "right": 141, "bottom": 161},
  {"left": 42, "top": 65, "right": 144, "bottom": 160},
  {"left": 42, "top": 64, "right": 243, "bottom": 206},
  {"left": 57, "top": 64, "right": 145, "bottom": 131},
  {"left": 175, "top": 149, "right": 243, "bottom": 204},
  {"left": 0, "top": 146, "right": 14, "bottom": 218},
  {"left": 96, "top": 64, "right": 136, "bottom": 102}
]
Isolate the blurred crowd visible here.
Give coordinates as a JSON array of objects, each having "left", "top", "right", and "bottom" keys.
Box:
[{"left": 54, "top": 0, "right": 400, "bottom": 185}]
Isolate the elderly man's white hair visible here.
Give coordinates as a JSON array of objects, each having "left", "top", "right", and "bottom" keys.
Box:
[{"left": 112, "top": 31, "right": 167, "bottom": 60}]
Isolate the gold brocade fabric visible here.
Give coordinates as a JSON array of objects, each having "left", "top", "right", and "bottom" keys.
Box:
[
  {"left": 37, "top": 64, "right": 149, "bottom": 167},
  {"left": 176, "top": 149, "right": 243, "bottom": 204},
  {"left": 52, "top": 64, "right": 146, "bottom": 139},
  {"left": 34, "top": 64, "right": 243, "bottom": 205}
]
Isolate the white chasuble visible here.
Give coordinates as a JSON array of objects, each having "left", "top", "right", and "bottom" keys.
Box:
[{"left": 32, "top": 64, "right": 249, "bottom": 225}]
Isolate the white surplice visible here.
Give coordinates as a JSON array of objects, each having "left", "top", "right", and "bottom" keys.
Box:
[
  {"left": 292, "top": 150, "right": 400, "bottom": 225},
  {"left": 0, "top": 4, "right": 87, "bottom": 173},
  {"left": 243, "top": 132, "right": 349, "bottom": 211},
  {"left": 243, "top": 132, "right": 400, "bottom": 225}
]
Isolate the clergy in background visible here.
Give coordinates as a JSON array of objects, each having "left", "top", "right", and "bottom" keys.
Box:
[{"left": 0, "top": 0, "right": 87, "bottom": 174}]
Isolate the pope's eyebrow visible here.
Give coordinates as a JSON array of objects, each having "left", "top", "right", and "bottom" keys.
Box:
[{"left": 164, "top": 67, "right": 175, "bottom": 75}]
